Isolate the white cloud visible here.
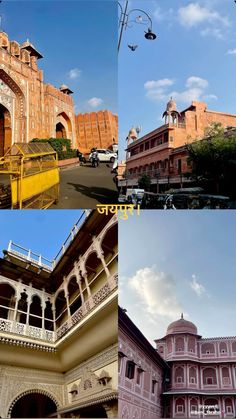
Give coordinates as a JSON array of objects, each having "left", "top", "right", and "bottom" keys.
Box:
[
  {"left": 178, "top": 3, "right": 230, "bottom": 28},
  {"left": 227, "top": 48, "right": 236, "bottom": 55},
  {"left": 128, "top": 266, "right": 183, "bottom": 319},
  {"left": 87, "top": 97, "right": 103, "bottom": 108},
  {"left": 153, "top": 6, "right": 174, "bottom": 23},
  {"left": 190, "top": 274, "right": 206, "bottom": 297},
  {"left": 186, "top": 76, "right": 208, "bottom": 89},
  {"left": 200, "top": 27, "right": 224, "bottom": 40},
  {"left": 144, "top": 76, "right": 217, "bottom": 105},
  {"left": 144, "top": 78, "right": 174, "bottom": 90},
  {"left": 68, "top": 68, "right": 82, "bottom": 80},
  {"left": 202, "top": 94, "right": 218, "bottom": 101}
]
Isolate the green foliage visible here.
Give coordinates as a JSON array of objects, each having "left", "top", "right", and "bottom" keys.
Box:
[
  {"left": 31, "top": 137, "right": 77, "bottom": 160},
  {"left": 187, "top": 123, "right": 236, "bottom": 195},
  {"left": 138, "top": 174, "right": 151, "bottom": 191}
]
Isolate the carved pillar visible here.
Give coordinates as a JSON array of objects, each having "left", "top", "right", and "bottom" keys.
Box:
[
  {"left": 79, "top": 259, "right": 91, "bottom": 297},
  {"left": 13, "top": 292, "right": 21, "bottom": 322},
  {"left": 74, "top": 263, "right": 85, "bottom": 304},
  {"left": 65, "top": 293, "right": 71, "bottom": 319},
  {"left": 92, "top": 236, "right": 110, "bottom": 279},
  {"left": 52, "top": 300, "right": 56, "bottom": 332},
  {"left": 83, "top": 273, "right": 91, "bottom": 297},
  {"left": 26, "top": 293, "right": 31, "bottom": 326},
  {"left": 41, "top": 300, "right": 46, "bottom": 330}
]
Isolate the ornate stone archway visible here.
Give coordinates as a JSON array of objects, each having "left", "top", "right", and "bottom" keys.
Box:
[
  {"left": 0, "top": 68, "right": 26, "bottom": 152},
  {"left": 0, "top": 103, "right": 12, "bottom": 155},
  {"left": 55, "top": 112, "right": 72, "bottom": 140},
  {"left": 7, "top": 388, "right": 60, "bottom": 418}
]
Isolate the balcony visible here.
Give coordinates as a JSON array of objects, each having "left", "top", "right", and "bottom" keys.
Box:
[{"left": 0, "top": 273, "right": 118, "bottom": 344}]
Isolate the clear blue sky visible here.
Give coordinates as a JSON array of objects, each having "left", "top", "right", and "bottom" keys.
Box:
[
  {"left": 0, "top": 210, "right": 82, "bottom": 260},
  {"left": 1, "top": 0, "right": 117, "bottom": 114},
  {"left": 119, "top": 0, "right": 236, "bottom": 159},
  {"left": 119, "top": 211, "right": 236, "bottom": 345}
]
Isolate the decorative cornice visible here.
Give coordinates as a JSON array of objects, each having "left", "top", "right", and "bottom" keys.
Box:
[
  {"left": 0, "top": 336, "right": 56, "bottom": 352},
  {"left": 58, "top": 391, "right": 118, "bottom": 414}
]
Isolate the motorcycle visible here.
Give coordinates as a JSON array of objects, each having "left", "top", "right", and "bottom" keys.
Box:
[
  {"left": 91, "top": 154, "right": 99, "bottom": 168},
  {"left": 77, "top": 150, "right": 86, "bottom": 165}
]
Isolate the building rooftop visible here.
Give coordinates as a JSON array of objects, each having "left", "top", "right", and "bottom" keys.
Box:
[{"left": 166, "top": 314, "right": 198, "bottom": 336}]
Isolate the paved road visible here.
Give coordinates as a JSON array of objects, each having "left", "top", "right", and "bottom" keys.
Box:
[{"left": 51, "top": 163, "right": 118, "bottom": 209}]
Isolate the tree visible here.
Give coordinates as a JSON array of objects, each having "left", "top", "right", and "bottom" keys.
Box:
[
  {"left": 186, "top": 123, "right": 236, "bottom": 196},
  {"left": 138, "top": 174, "right": 151, "bottom": 191}
]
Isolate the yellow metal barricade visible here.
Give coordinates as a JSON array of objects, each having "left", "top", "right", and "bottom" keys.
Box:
[{"left": 0, "top": 143, "right": 59, "bottom": 209}]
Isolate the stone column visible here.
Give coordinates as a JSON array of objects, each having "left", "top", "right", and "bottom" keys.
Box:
[
  {"left": 83, "top": 273, "right": 91, "bottom": 297},
  {"left": 26, "top": 294, "right": 31, "bottom": 326},
  {"left": 74, "top": 264, "right": 84, "bottom": 304},
  {"left": 13, "top": 292, "right": 20, "bottom": 322},
  {"left": 79, "top": 259, "right": 91, "bottom": 297},
  {"left": 65, "top": 294, "right": 71, "bottom": 319},
  {"left": 92, "top": 236, "right": 110, "bottom": 279},
  {"left": 52, "top": 301, "right": 57, "bottom": 332}
]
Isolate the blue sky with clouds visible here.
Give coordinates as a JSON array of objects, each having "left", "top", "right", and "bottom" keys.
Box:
[
  {"left": 119, "top": 0, "right": 236, "bottom": 159},
  {"left": 0, "top": 210, "right": 83, "bottom": 260},
  {"left": 1, "top": 0, "right": 117, "bottom": 114},
  {"left": 119, "top": 211, "right": 236, "bottom": 346}
]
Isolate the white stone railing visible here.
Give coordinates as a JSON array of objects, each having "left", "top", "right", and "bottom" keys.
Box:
[
  {"left": 56, "top": 273, "right": 118, "bottom": 340},
  {"left": 0, "top": 318, "right": 55, "bottom": 342},
  {"left": 0, "top": 274, "right": 118, "bottom": 344}
]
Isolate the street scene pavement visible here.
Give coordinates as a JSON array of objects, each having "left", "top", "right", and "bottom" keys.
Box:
[{"left": 52, "top": 163, "right": 118, "bottom": 209}]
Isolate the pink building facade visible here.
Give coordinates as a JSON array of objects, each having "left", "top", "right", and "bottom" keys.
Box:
[
  {"left": 155, "top": 315, "right": 236, "bottom": 418},
  {"left": 118, "top": 307, "right": 169, "bottom": 419}
]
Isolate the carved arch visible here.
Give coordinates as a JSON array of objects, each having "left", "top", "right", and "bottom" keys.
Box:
[
  {"left": 7, "top": 388, "right": 60, "bottom": 417},
  {"left": 0, "top": 68, "right": 26, "bottom": 118}
]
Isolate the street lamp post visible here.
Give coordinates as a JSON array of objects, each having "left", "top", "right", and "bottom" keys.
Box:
[{"left": 118, "top": 0, "right": 157, "bottom": 52}]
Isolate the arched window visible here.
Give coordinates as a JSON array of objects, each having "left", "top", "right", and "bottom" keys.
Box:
[
  {"left": 29, "top": 295, "right": 42, "bottom": 328},
  {"left": 190, "top": 398, "right": 198, "bottom": 415},
  {"left": 225, "top": 398, "right": 233, "bottom": 414},
  {"left": 175, "top": 367, "right": 184, "bottom": 383},
  {"left": 175, "top": 337, "right": 184, "bottom": 352},
  {"left": 188, "top": 337, "right": 196, "bottom": 353},
  {"left": 0, "top": 283, "right": 15, "bottom": 320},
  {"left": 222, "top": 367, "right": 230, "bottom": 385},
  {"left": 201, "top": 343, "right": 215, "bottom": 355},
  {"left": 203, "top": 368, "right": 217, "bottom": 385},
  {"left": 17, "top": 291, "right": 28, "bottom": 324},
  {"left": 44, "top": 300, "right": 53, "bottom": 331},
  {"left": 175, "top": 398, "right": 185, "bottom": 414},
  {"left": 219, "top": 342, "right": 227, "bottom": 354},
  {"left": 189, "top": 367, "right": 197, "bottom": 384},
  {"left": 232, "top": 342, "right": 236, "bottom": 353}
]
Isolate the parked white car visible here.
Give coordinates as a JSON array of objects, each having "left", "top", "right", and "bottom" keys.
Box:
[{"left": 89, "top": 149, "right": 117, "bottom": 163}]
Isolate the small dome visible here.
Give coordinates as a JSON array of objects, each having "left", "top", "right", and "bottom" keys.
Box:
[
  {"left": 128, "top": 127, "right": 138, "bottom": 140},
  {"left": 166, "top": 314, "right": 197, "bottom": 336},
  {"left": 60, "top": 84, "right": 69, "bottom": 90},
  {"left": 166, "top": 97, "right": 177, "bottom": 112}
]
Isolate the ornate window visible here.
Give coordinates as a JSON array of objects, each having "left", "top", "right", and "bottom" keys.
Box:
[
  {"left": 125, "top": 361, "right": 135, "bottom": 380},
  {"left": 203, "top": 368, "right": 217, "bottom": 385},
  {"left": 175, "top": 398, "right": 185, "bottom": 414},
  {"left": 175, "top": 366, "right": 184, "bottom": 383}
]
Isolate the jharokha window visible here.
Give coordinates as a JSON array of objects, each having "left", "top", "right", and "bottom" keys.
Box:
[{"left": 125, "top": 361, "right": 135, "bottom": 380}]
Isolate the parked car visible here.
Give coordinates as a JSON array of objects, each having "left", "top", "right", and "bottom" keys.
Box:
[{"left": 89, "top": 149, "right": 117, "bottom": 163}]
